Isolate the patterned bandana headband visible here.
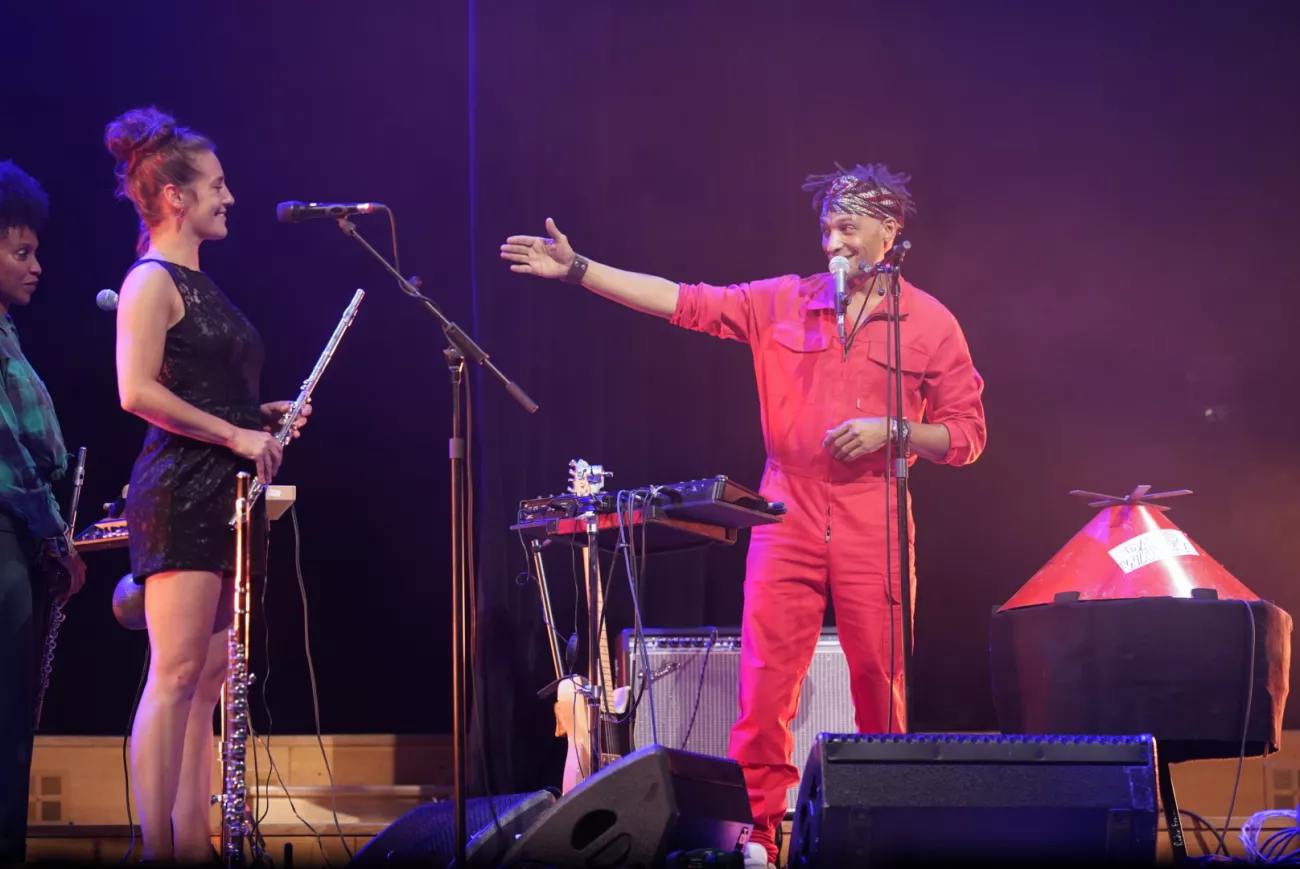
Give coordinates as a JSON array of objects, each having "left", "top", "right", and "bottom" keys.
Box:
[{"left": 802, "top": 162, "right": 917, "bottom": 226}]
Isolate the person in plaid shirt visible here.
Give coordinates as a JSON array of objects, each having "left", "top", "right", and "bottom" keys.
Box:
[{"left": 0, "top": 160, "right": 86, "bottom": 866}]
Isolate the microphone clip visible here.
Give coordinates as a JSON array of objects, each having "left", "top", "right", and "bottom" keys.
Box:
[{"left": 860, "top": 239, "right": 913, "bottom": 278}]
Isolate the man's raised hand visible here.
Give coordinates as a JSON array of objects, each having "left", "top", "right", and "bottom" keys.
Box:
[{"left": 500, "top": 218, "right": 574, "bottom": 280}]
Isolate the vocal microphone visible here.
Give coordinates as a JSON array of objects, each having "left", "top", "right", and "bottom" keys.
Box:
[
  {"left": 829, "top": 256, "right": 850, "bottom": 344},
  {"left": 96, "top": 289, "right": 118, "bottom": 311},
  {"left": 276, "top": 201, "right": 387, "bottom": 223}
]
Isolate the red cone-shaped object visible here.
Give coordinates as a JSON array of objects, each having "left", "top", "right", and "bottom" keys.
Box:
[{"left": 999, "top": 486, "right": 1259, "bottom": 612}]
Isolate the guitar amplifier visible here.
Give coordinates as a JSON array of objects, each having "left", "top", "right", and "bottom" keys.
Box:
[{"left": 619, "top": 627, "right": 854, "bottom": 811}]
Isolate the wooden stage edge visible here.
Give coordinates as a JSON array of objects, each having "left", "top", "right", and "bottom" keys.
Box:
[{"left": 25, "top": 731, "right": 1300, "bottom": 864}]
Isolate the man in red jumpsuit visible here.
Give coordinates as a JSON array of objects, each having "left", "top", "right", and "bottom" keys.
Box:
[{"left": 501, "top": 163, "right": 987, "bottom": 868}]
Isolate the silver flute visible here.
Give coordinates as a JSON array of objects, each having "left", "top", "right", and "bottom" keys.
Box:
[
  {"left": 229, "top": 288, "right": 365, "bottom": 527},
  {"left": 33, "top": 445, "right": 86, "bottom": 731}
]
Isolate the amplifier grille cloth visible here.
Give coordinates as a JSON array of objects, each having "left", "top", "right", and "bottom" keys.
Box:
[{"left": 622, "top": 629, "right": 855, "bottom": 810}]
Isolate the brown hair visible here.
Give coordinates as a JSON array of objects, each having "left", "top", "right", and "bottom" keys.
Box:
[{"left": 104, "top": 106, "right": 215, "bottom": 255}]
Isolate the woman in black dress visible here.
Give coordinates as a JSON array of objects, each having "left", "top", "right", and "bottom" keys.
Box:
[{"left": 106, "top": 106, "right": 308, "bottom": 862}]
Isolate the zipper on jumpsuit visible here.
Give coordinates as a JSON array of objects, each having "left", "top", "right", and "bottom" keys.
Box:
[
  {"left": 827, "top": 341, "right": 848, "bottom": 544},
  {"left": 826, "top": 331, "right": 854, "bottom": 545}
]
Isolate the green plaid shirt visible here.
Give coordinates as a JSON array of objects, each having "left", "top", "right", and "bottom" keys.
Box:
[{"left": 0, "top": 314, "right": 68, "bottom": 541}]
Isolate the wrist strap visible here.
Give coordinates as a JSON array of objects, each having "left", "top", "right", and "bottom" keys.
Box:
[{"left": 562, "top": 254, "right": 590, "bottom": 286}]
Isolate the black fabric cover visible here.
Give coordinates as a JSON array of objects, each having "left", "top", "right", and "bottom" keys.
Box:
[{"left": 990, "top": 598, "right": 1292, "bottom": 763}]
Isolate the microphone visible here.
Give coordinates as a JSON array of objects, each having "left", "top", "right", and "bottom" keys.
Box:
[
  {"left": 829, "top": 256, "right": 850, "bottom": 344},
  {"left": 861, "top": 239, "right": 912, "bottom": 276},
  {"left": 275, "top": 201, "right": 387, "bottom": 223},
  {"left": 96, "top": 289, "right": 118, "bottom": 311}
]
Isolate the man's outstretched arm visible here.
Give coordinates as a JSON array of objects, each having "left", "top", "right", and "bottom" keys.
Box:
[{"left": 500, "top": 218, "right": 679, "bottom": 318}]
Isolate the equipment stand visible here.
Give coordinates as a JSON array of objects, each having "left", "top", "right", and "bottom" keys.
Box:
[
  {"left": 578, "top": 504, "right": 605, "bottom": 775},
  {"left": 446, "top": 348, "right": 470, "bottom": 866},
  {"left": 528, "top": 539, "right": 567, "bottom": 685},
  {"left": 332, "top": 218, "right": 536, "bottom": 869},
  {"left": 876, "top": 242, "right": 914, "bottom": 731}
]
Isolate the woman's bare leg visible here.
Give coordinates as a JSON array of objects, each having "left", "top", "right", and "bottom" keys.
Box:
[
  {"left": 130, "top": 570, "right": 224, "bottom": 861},
  {"left": 171, "top": 583, "right": 234, "bottom": 862}
]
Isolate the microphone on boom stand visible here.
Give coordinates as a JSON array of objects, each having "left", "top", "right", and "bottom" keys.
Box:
[
  {"left": 278, "top": 200, "right": 536, "bottom": 869},
  {"left": 872, "top": 237, "right": 915, "bottom": 733},
  {"left": 275, "top": 200, "right": 387, "bottom": 222}
]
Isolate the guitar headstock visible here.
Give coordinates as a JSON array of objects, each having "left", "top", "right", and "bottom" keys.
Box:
[{"left": 567, "top": 459, "right": 611, "bottom": 499}]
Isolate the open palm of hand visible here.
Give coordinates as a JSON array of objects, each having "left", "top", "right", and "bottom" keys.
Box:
[{"left": 500, "top": 218, "right": 575, "bottom": 279}]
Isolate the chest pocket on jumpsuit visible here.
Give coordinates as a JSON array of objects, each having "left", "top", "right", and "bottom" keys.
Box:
[
  {"left": 769, "top": 320, "right": 834, "bottom": 405},
  {"left": 861, "top": 340, "right": 931, "bottom": 416}
]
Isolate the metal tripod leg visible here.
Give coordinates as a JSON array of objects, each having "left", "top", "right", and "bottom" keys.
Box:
[{"left": 529, "top": 539, "right": 566, "bottom": 682}]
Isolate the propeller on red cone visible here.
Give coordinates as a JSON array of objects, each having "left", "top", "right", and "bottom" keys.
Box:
[{"left": 999, "top": 485, "right": 1259, "bottom": 611}]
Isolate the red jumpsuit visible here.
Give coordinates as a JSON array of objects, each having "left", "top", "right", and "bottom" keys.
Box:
[{"left": 670, "top": 273, "right": 987, "bottom": 864}]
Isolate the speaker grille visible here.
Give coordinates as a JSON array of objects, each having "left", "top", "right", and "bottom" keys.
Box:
[
  {"left": 820, "top": 732, "right": 1157, "bottom": 765},
  {"left": 791, "top": 732, "right": 1159, "bottom": 865},
  {"left": 621, "top": 628, "right": 855, "bottom": 810}
]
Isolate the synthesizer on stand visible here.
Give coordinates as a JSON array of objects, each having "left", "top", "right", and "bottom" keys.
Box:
[
  {"left": 513, "top": 474, "right": 784, "bottom": 554},
  {"left": 511, "top": 461, "right": 786, "bottom": 793},
  {"left": 72, "top": 485, "right": 299, "bottom": 552},
  {"left": 72, "top": 485, "right": 128, "bottom": 552},
  {"left": 650, "top": 474, "right": 785, "bottom": 526}
]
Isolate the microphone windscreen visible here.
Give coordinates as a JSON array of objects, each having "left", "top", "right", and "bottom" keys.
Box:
[
  {"left": 829, "top": 256, "right": 850, "bottom": 273},
  {"left": 275, "top": 201, "right": 303, "bottom": 223},
  {"left": 96, "top": 289, "right": 119, "bottom": 311}
]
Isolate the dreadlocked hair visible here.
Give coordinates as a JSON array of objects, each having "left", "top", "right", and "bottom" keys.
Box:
[
  {"left": 801, "top": 161, "right": 918, "bottom": 218},
  {"left": 0, "top": 160, "right": 50, "bottom": 236}
]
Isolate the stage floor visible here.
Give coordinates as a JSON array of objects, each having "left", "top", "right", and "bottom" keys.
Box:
[{"left": 26, "top": 731, "right": 1300, "bottom": 864}]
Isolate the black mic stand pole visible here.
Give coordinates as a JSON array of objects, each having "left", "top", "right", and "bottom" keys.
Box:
[
  {"left": 334, "top": 217, "right": 538, "bottom": 869},
  {"left": 869, "top": 240, "right": 914, "bottom": 732}
]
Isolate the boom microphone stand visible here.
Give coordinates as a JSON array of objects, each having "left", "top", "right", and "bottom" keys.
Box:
[
  {"left": 865, "top": 240, "right": 914, "bottom": 731},
  {"left": 333, "top": 217, "right": 538, "bottom": 869}
]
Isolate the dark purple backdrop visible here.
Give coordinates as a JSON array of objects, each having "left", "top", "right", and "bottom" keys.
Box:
[{"left": 8, "top": 0, "right": 1299, "bottom": 797}]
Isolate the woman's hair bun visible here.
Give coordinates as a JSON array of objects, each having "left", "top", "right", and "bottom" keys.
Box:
[
  {"left": 104, "top": 106, "right": 178, "bottom": 168},
  {"left": 103, "top": 106, "right": 215, "bottom": 255}
]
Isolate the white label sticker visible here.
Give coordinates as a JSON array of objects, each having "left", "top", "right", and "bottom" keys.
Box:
[{"left": 1108, "top": 529, "right": 1200, "bottom": 573}]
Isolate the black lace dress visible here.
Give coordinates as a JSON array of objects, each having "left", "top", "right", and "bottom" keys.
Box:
[{"left": 123, "top": 259, "right": 268, "bottom": 583}]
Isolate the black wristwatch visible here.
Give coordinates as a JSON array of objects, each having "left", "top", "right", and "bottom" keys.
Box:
[
  {"left": 562, "top": 254, "right": 590, "bottom": 286},
  {"left": 891, "top": 417, "right": 912, "bottom": 453}
]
